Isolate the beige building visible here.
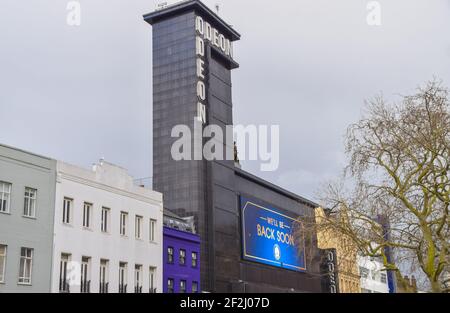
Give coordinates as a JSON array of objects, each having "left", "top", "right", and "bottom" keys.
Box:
[{"left": 315, "top": 208, "right": 360, "bottom": 293}]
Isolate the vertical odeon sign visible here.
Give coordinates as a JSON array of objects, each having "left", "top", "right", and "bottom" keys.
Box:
[
  {"left": 321, "top": 249, "right": 339, "bottom": 293},
  {"left": 195, "top": 15, "right": 234, "bottom": 125}
]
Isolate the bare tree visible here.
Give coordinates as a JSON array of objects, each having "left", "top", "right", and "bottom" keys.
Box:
[{"left": 301, "top": 80, "right": 450, "bottom": 293}]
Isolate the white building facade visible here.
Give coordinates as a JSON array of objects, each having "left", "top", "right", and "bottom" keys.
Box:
[
  {"left": 50, "top": 160, "right": 163, "bottom": 293},
  {"left": 358, "top": 255, "right": 390, "bottom": 293}
]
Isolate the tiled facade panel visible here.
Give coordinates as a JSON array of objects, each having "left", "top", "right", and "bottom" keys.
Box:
[
  {"left": 214, "top": 207, "right": 239, "bottom": 236},
  {"left": 152, "top": 11, "right": 213, "bottom": 290},
  {"left": 152, "top": 11, "right": 203, "bottom": 217}
]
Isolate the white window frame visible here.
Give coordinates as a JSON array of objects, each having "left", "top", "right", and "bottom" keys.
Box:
[
  {"left": 167, "top": 278, "right": 174, "bottom": 293},
  {"left": 119, "top": 262, "right": 127, "bottom": 292},
  {"left": 0, "top": 245, "right": 6, "bottom": 283},
  {"left": 149, "top": 267, "right": 156, "bottom": 293},
  {"left": 81, "top": 256, "right": 90, "bottom": 293},
  {"left": 59, "top": 253, "right": 71, "bottom": 292},
  {"left": 120, "top": 212, "right": 128, "bottom": 236},
  {"left": 18, "top": 247, "right": 33, "bottom": 285},
  {"left": 135, "top": 215, "right": 143, "bottom": 240},
  {"left": 99, "top": 259, "right": 109, "bottom": 293},
  {"left": 180, "top": 249, "right": 186, "bottom": 265},
  {"left": 192, "top": 281, "right": 199, "bottom": 293},
  {"left": 359, "top": 266, "right": 369, "bottom": 279},
  {"left": 372, "top": 271, "right": 378, "bottom": 281},
  {"left": 101, "top": 207, "right": 110, "bottom": 233},
  {"left": 180, "top": 280, "right": 187, "bottom": 293},
  {"left": 100, "top": 260, "right": 109, "bottom": 283},
  {"left": 0, "top": 181, "right": 12, "bottom": 214},
  {"left": 380, "top": 272, "right": 387, "bottom": 284},
  {"left": 82, "top": 203, "right": 92, "bottom": 229},
  {"left": 192, "top": 251, "right": 198, "bottom": 268},
  {"left": 168, "top": 247, "right": 174, "bottom": 263},
  {"left": 149, "top": 219, "right": 157, "bottom": 242},
  {"left": 62, "top": 198, "right": 72, "bottom": 224},
  {"left": 134, "top": 264, "right": 143, "bottom": 292},
  {"left": 23, "top": 187, "right": 37, "bottom": 218}
]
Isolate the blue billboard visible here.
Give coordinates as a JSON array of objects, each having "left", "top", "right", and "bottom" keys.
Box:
[{"left": 240, "top": 196, "right": 306, "bottom": 272}]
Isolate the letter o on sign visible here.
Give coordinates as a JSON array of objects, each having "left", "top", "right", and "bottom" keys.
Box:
[
  {"left": 219, "top": 34, "right": 226, "bottom": 52},
  {"left": 196, "top": 16, "right": 204, "bottom": 34},
  {"left": 327, "top": 251, "right": 334, "bottom": 262}
]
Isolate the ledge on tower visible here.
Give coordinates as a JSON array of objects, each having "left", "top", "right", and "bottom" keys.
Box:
[{"left": 143, "top": 0, "right": 241, "bottom": 42}]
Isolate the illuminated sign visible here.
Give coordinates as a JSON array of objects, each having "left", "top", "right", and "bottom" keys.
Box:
[{"left": 240, "top": 196, "right": 306, "bottom": 272}]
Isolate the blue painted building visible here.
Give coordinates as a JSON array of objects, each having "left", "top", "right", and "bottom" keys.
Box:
[{"left": 163, "top": 210, "right": 201, "bottom": 293}]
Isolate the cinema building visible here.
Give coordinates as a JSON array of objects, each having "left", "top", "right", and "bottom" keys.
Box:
[{"left": 144, "top": 0, "right": 324, "bottom": 293}]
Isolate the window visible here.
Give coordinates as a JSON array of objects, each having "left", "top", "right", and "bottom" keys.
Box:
[
  {"left": 23, "top": 187, "right": 37, "bottom": 217},
  {"left": 149, "top": 219, "right": 157, "bottom": 242},
  {"left": 18, "top": 248, "right": 33, "bottom": 285},
  {"left": 81, "top": 257, "right": 90, "bottom": 293},
  {"left": 149, "top": 267, "right": 156, "bottom": 293},
  {"left": 135, "top": 215, "right": 143, "bottom": 239},
  {"left": 59, "top": 253, "right": 70, "bottom": 292},
  {"left": 192, "top": 252, "right": 198, "bottom": 268},
  {"left": 359, "top": 266, "right": 369, "bottom": 279},
  {"left": 101, "top": 207, "right": 110, "bottom": 233},
  {"left": 381, "top": 273, "right": 387, "bottom": 284},
  {"left": 0, "top": 245, "right": 6, "bottom": 283},
  {"left": 99, "top": 259, "right": 109, "bottom": 293},
  {"left": 192, "top": 281, "right": 199, "bottom": 293},
  {"left": 119, "top": 262, "right": 127, "bottom": 293},
  {"left": 62, "top": 198, "right": 72, "bottom": 224},
  {"left": 180, "top": 280, "right": 186, "bottom": 293},
  {"left": 83, "top": 203, "right": 92, "bottom": 228},
  {"left": 167, "top": 247, "right": 174, "bottom": 264},
  {"left": 372, "top": 271, "right": 378, "bottom": 281},
  {"left": 167, "top": 278, "right": 174, "bottom": 293},
  {"left": 0, "top": 182, "right": 12, "bottom": 213},
  {"left": 134, "top": 265, "right": 143, "bottom": 293},
  {"left": 179, "top": 249, "right": 186, "bottom": 265},
  {"left": 120, "top": 212, "right": 128, "bottom": 236}
]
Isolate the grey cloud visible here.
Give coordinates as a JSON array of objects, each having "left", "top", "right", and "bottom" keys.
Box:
[{"left": 0, "top": 0, "right": 449, "bottom": 200}]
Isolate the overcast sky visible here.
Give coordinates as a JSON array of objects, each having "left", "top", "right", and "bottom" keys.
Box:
[{"left": 1, "top": 0, "right": 449, "bottom": 200}]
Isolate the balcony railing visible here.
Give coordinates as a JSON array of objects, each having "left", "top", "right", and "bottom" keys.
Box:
[
  {"left": 99, "top": 282, "right": 109, "bottom": 293},
  {"left": 81, "top": 280, "right": 90, "bottom": 293},
  {"left": 134, "top": 285, "right": 143, "bottom": 293},
  {"left": 119, "top": 284, "right": 127, "bottom": 293},
  {"left": 59, "top": 279, "right": 70, "bottom": 293}
]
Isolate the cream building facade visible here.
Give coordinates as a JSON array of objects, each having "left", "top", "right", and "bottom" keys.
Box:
[
  {"left": 315, "top": 207, "right": 361, "bottom": 293},
  {"left": 50, "top": 160, "right": 163, "bottom": 293}
]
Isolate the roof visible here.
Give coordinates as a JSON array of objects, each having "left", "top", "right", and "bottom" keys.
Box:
[
  {"left": 235, "top": 167, "right": 319, "bottom": 209},
  {"left": 163, "top": 208, "right": 183, "bottom": 220},
  {"left": 0, "top": 143, "right": 53, "bottom": 161},
  {"left": 143, "top": 0, "right": 241, "bottom": 41},
  {"left": 163, "top": 209, "right": 196, "bottom": 234}
]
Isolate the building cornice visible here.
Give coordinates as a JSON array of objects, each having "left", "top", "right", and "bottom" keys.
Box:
[
  {"left": 143, "top": 0, "right": 241, "bottom": 41},
  {"left": 57, "top": 172, "right": 163, "bottom": 206}
]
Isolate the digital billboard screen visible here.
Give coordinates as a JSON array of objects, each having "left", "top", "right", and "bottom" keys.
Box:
[{"left": 240, "top": 196, "right": 306, "bottom": 272}]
